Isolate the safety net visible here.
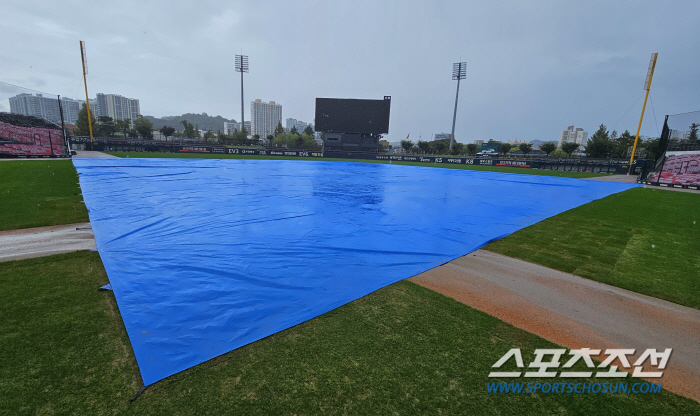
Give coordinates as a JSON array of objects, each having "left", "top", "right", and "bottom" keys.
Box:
[{"left": 72, "top": 158, "right": 638, "bottom": 385}]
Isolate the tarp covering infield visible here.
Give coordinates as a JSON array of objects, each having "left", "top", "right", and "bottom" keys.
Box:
[{"left": 72, "top": 158, "right": 638, "bottom": 386}]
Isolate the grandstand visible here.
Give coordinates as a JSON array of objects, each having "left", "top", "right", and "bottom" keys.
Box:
[
  {"left": 644, "top": 110, "right": 700, "bottom": 190},
  {"left": 0, "top": 113, "right": 69, "bottom": 158}
]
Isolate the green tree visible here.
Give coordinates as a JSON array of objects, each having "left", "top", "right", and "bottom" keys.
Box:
[
  {"left": 133, "top": 116, "right": 154, "bottom": 140},
  {"left": 253, "top": 134, "right": 261, "bottom": 142},
  {"left": 301, "top": 133, "right": 318, "bottom": 149},
  {"left": 274, "top": 121, "right": 284, "bottom": 137},
  {"left": 642, "top": 137, "right": 663, "bottom": 161},
  {"left": 417, "top": 140, "right": 431, "bottom": 154},
  {"left": 203, "top": 130, "right": 215, "bottom": 143},
  {"left": 239, "top": 126, "right": 249, "bottom": 140},
  {"left": 97, "top": 116, "right": 116, "bottom": 137},
  {"left": 688, "top": 123, "right": 699, "bottom": 142},
  {"left": 180, "top": 120, "right": 196, "bottom": 138},
  {"left": 266, "top": 134, "right": 274, "bottom": 145},
  {"left": 75, "top": 103, "right": 97, "bottom": 137},
  {"left": 540, "top": 141, "right": 557, "bottom": 156},
  {"left": 303, "top": 125, "right": 314, "bottom": 136},
  {"left": 290, "top": 125, "right": 299, "bottom": 135},
  {"left": 466, "top": 143, "right": 477, "bottom": 155},
  {"left": 562, "top": 142, "right": 581, "bottom": 156},
  {"left": 451, "top": 142, "right": 464, "bottom": 155},
  {"left": 518, "top": 143, "right": 533, "bottom": 156},
  {"left": 273, "top": 133, "right": 288, "bottom": 147},
  {"left": 400, "top": 140, "right": 414, "bottom": 153},
  {"left": 584, "top": 124, "right": 613, "bottom": 158},
  {"left": 159, "top": 125, "right": 175, "bottom": 141},
  {"left": 433, "top": 140, "right": 448, "bottom": 155},
  {"left": 114, "top": 119, "right": 131, "bottom": 138},
  {"left": 499, "top": 143, "right": 512, "bottom": 155},
  {"left": 611, "top": 130, "right": 635, "bottom": 158}
]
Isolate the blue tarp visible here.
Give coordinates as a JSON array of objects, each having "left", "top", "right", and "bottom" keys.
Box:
[{"left": 72, "top": 158, "right": 638, "bottom": 385}]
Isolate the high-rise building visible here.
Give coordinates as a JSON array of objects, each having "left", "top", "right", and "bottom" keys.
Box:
[
  {"left": 9, "top": 93, "right": 63, "bottom": 124},
  {"left": 59, "top": 97, "right": 83, "bottom": 125},
  {"left": 223, "top": 121, "right": 250, "bottom": 135},
  {"left": 8, "top": 93, "right": 91, "bottom": 125},
  {"left": 250, "top": 99, "right": 282, "bottom": 138},
  {"left": 285, "top": 118, "right": 297, "bottom": 129},
  {"left": 558, "top": 125, "right": 588, "bottom": 147},
  {"left": 94, "top": 93, "right": 140, "bottom": 121}
]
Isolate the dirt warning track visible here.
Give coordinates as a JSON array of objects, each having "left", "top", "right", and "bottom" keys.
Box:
[{"left": 410, "top": 249, "right": 700, "bottom": 402}]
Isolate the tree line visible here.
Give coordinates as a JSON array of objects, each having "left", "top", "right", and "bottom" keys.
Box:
[
  {"left": 399, "top": 138, "right": 537, "bottom": 157},
  {"left": 74, "top": 103, "right": 155, "bottom": 140},
  {"left": 268, "top": 121, "right": 319, "bottom": 149},
  {"left": 397, "top": 122, "right": 697, "bottom": 160}
]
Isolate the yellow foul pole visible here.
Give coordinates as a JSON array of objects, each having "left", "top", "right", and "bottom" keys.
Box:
[
  {"left": 628, "top": 53, "right": 658, "bottom": 174},
  {"left": 80, "top": 41, "right": 95, "bottom": 150}
]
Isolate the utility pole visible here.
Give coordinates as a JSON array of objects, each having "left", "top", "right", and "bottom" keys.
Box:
[
  {"left": 79, "top": 41, "right": 95, "bottom": 150},
  {"left": 628, "top": 53, "right": 658, "bottom": 174},
  {"left": 450, "top": 62, "right": 467, "bottom": 150},
  {"left": 235, "top": 55, "right": 249, "bottom": 135}
]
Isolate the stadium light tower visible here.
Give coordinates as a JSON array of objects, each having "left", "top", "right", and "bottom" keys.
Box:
[
  {"left": 235, "top": 54, "right": 249, "bottom": 134},
  {"left": 450, "top": 62, "right": 467, "bottom": 150}
]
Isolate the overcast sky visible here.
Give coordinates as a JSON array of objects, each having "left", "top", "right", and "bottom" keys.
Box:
[{"left": 2, "top": 1, "right": 699, "bottom": 142}]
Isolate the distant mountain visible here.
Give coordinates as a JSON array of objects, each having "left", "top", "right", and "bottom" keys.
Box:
[{"left": 145, "top": 113, "right": 236, "bottom": 132}]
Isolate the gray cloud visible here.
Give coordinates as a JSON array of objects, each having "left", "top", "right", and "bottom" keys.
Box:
[{"left": 1, "top": 0, "right": 699, "bottom": 141}]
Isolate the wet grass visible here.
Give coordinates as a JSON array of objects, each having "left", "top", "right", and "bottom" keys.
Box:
[
  {"left": 487, "top": 187, "right": 700, "bottom": 309},
  {"left": 1, "top": 251, "right": 697, "bottom": 415},
  {"left": 0, "top": 160, "right": 88, "bottom": 231},
  {"left": 105, "top": 151, "right": 606, "bottom": 178}
]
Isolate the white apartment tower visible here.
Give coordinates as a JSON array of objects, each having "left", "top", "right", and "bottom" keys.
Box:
[
  {"left": 95, "top": 93, "right": 140, "bottom": 122},
  {"left": 558, "top": 125, "right": 588, "bottom": 147},
  {"left": 250, "top": 99, "right": 282, "bottom": 138}
]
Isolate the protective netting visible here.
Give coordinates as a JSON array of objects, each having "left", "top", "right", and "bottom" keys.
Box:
[
  {"left": 74, "top": 158, "right": 638, "bottom": 385},
  {"left": 647, "top": 110, "right": 700, "bottom": 186},
  {"left": 0, "top": 82, "right": 69, "bottom": 157}
]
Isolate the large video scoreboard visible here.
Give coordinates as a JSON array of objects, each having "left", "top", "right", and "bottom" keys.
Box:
[{"left": 315, "top": 97, "right": 391, "bottom": 134}]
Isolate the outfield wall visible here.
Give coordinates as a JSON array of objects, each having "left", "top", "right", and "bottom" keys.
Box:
[
  {"left": 168, "top": 145, "right": 650, "bottom": 175},
  {"left": 67, "top": 138, "right": 653, "bottom": 174}
]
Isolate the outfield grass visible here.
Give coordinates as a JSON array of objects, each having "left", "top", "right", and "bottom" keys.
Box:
[
  {"left": 1, "top": 252, "right": 697, "bottom": 415},
  {"left": 487, "top": 187, "right": 700, "bottom": 309},
  {"left": 105, "top": 151, "right": 607, "bottom": 178},
  {"left": 0, "top": 160, "right": 88, "bottom": 231}
]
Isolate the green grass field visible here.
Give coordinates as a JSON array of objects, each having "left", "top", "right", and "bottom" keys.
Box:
[
  {"left": 105, "top": 151, "right": 607, "bottom": 178},
  {"left": 486, "top": 187, "right": 700, "bottom": 309},
  {"left": 0, "top": 161, "right": 88, "bottom": 231},
  {"left": 1, "top": 252, "right": 697, "bottom": 415},
  {"left": 2, "top": 153, "right": 698, "bottom": 412}
]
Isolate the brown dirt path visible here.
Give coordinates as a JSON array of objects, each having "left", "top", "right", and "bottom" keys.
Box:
[{"left": 410, "top": 249, "right": 700, "bottom": 402}]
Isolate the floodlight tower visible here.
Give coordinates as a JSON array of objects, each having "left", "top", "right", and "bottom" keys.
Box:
[
  {"left": 235, "top": 55, "right": 249, "bottom": 134},
  {"left": 79, "top": 41, "right": 95, "bottom": 150},
  {"left": 450, "top": 62, "right": 467, "bottom": 150}
]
